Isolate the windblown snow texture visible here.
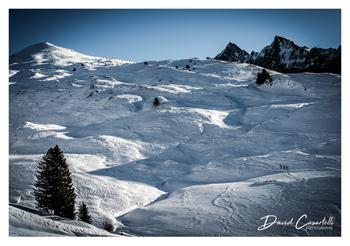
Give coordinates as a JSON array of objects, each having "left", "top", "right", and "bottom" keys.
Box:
[{"left": 9, "top": 42, "right": 341, "bottom": 236}]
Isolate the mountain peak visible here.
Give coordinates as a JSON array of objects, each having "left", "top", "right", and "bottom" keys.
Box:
[
  {"left": 274, "top": 35, "right": 289, "bottom": 42},
  {"left": 10, "top": 42, "right": 60, "bottom": 61},
  {"left": 272, "top": 35, "right": 296, "bottom": 48},
  {"left": 10, "top": 42, "right": 131, "bottom": 69},
  {"left": 214, "top": 41, "right": 249, "bottom": 62},
  {"left": 215, "top": 36, "right": 341, "bottom": 74},
  {"left": 31, "top": 41, "right": 55, "bottom": 48},
  {"left": 227, "top": 42, "right": 241, "bottom": 48},
  {"left": 12, "top": 42, "right": 57, "bottom": 55},
  {"left": 10, "top": 42, "right": 72, "bottom": 67}
]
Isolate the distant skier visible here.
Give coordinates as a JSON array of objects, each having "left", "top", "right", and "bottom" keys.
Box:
[
  {"left": 286, "top": 166, "right": 289, "bottom": 174},
  {"left": 279, "top": 164, "right": 282, "bottom": 170}
]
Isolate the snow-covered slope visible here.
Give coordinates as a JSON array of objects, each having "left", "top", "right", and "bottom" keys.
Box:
[
  {"left": 10, "top": 42, "right": 131, "bottom": 68},
  {"left": 9, "top": 43, "right": 341, "bottom": 236},
  {"left": 9, "top": 205, "right": 117, "bottom": 236},
  {"left": 119, "top": 171, "right": 340, "bottom": 236}
]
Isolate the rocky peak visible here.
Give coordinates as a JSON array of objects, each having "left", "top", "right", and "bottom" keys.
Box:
[
  {"left": 273, "top": 35, "right": 296, "bottom": 47},
  {"left": 214, "top": 42, "right": 249, "bottom": 62},
  {"left": 215, "top": 36, "right": 341, "bottom": 74}
]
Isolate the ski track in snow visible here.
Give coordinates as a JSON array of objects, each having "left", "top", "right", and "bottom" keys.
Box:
[{"left": 9, "top": 44, "right": 341, "bottom": 236}]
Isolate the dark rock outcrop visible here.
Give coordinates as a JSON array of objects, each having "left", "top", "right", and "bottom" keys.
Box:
[
  {"left": 215, "top": 42, "right": 250, "bottom": 62},
  {"left": 215, "top": 36, "right": 341, "bottom": 74}
]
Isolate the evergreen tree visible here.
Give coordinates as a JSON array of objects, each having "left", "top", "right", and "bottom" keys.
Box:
[
  {"left": 34, "top": 145, "right": 76, "bottom": 219},
  {"left": 256, "top": 69, "right": 272, "bottom": 85},
  {"left": 103, "top": 220, "right": 114, "bottom": 232},
  {"left": 78, "top": 201, "right": 92, "bottom": 224},
  {"left": 153, "top": 97, "right": 160, "bottom": 107}
]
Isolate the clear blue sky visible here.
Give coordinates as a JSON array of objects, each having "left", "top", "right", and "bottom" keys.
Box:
[{"left": 9, "top": 9, "right": 341, "bottom": 62}]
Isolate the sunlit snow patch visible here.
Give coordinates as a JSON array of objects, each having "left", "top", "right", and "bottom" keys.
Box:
[
  {"left": 9, "top": 70, "right": 19, "bottom": 78},
  {"left": 269, "top": 102, "right": 314, "bottom": 109},
  {"left": 72, "top": 83, "right": 83, "bottom": 88},
  {"left": 146, "top": 84, "right": 202, "bottom": 94},
  {"left": 24, "top": 122, "right": 73, "bottom": 140},
  {"left": 30, "top": 70, "right": 48, "bottom": 79},
  {"left": 28, "top": 131, "right": 73, "bottom": 140},
  {"left": 93, "top": 135, "right": 166, "bottom": 165},
  {"left": 216, "top": 83, "right": 249, "bottom": 88},
  {"left": 116, "top": 94, "right": 143, "bottom": 103},
  {"left": 42, "top": 69, "right": 72, "bottom": 81},
  {"left": 94, "top": 78, "right": 124, "bottom": 88},
  {"left": 280, "top": 149, "right": 310, "bottom": 156},
  {"left": 160, "top": 107, "right": 232, "bottom": 130},
  {"left": 24, "top": 122, "right": 66, "bottom": 131}
]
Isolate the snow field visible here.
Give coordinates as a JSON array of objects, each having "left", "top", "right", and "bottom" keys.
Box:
[{"left": 9, "top": 44, "right": 341, "bottom": 236}]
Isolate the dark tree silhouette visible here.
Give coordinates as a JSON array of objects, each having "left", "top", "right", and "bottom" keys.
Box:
[
  {"left": 34, "top": 145, "right": 76, "bottom": 219},
  {"left": 78, "top": 201, "right": 92, "bottom": 224},
  {"left": 256, "top": 69, "right": 272, "bottom": 85},
  {"left": 103, "top": 220, "right": 114, "bottom": 232},
  {"left": 153, "top": 97, "right": 160, "bottom": 107}
]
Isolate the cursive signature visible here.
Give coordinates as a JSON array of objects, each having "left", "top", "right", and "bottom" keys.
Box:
[{"left": 257, "top": 214, "right": 335, "bottom": 231}]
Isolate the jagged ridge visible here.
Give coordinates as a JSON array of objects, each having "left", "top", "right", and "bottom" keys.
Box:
[{"left": 215, "top": 35, "right": 341, "bottom": 74}]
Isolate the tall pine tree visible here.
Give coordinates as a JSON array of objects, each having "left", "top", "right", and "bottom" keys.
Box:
[
  {"left": 34, "top": 145, "right": 76, "bottom": 219},
  {"left": 78, "top": 201, "right": 92, "bottom": 224}
]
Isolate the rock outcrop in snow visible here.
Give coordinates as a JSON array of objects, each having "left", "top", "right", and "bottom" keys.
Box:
[{"left": 215, "top": 42, "right": 250, "bottom": 63}]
